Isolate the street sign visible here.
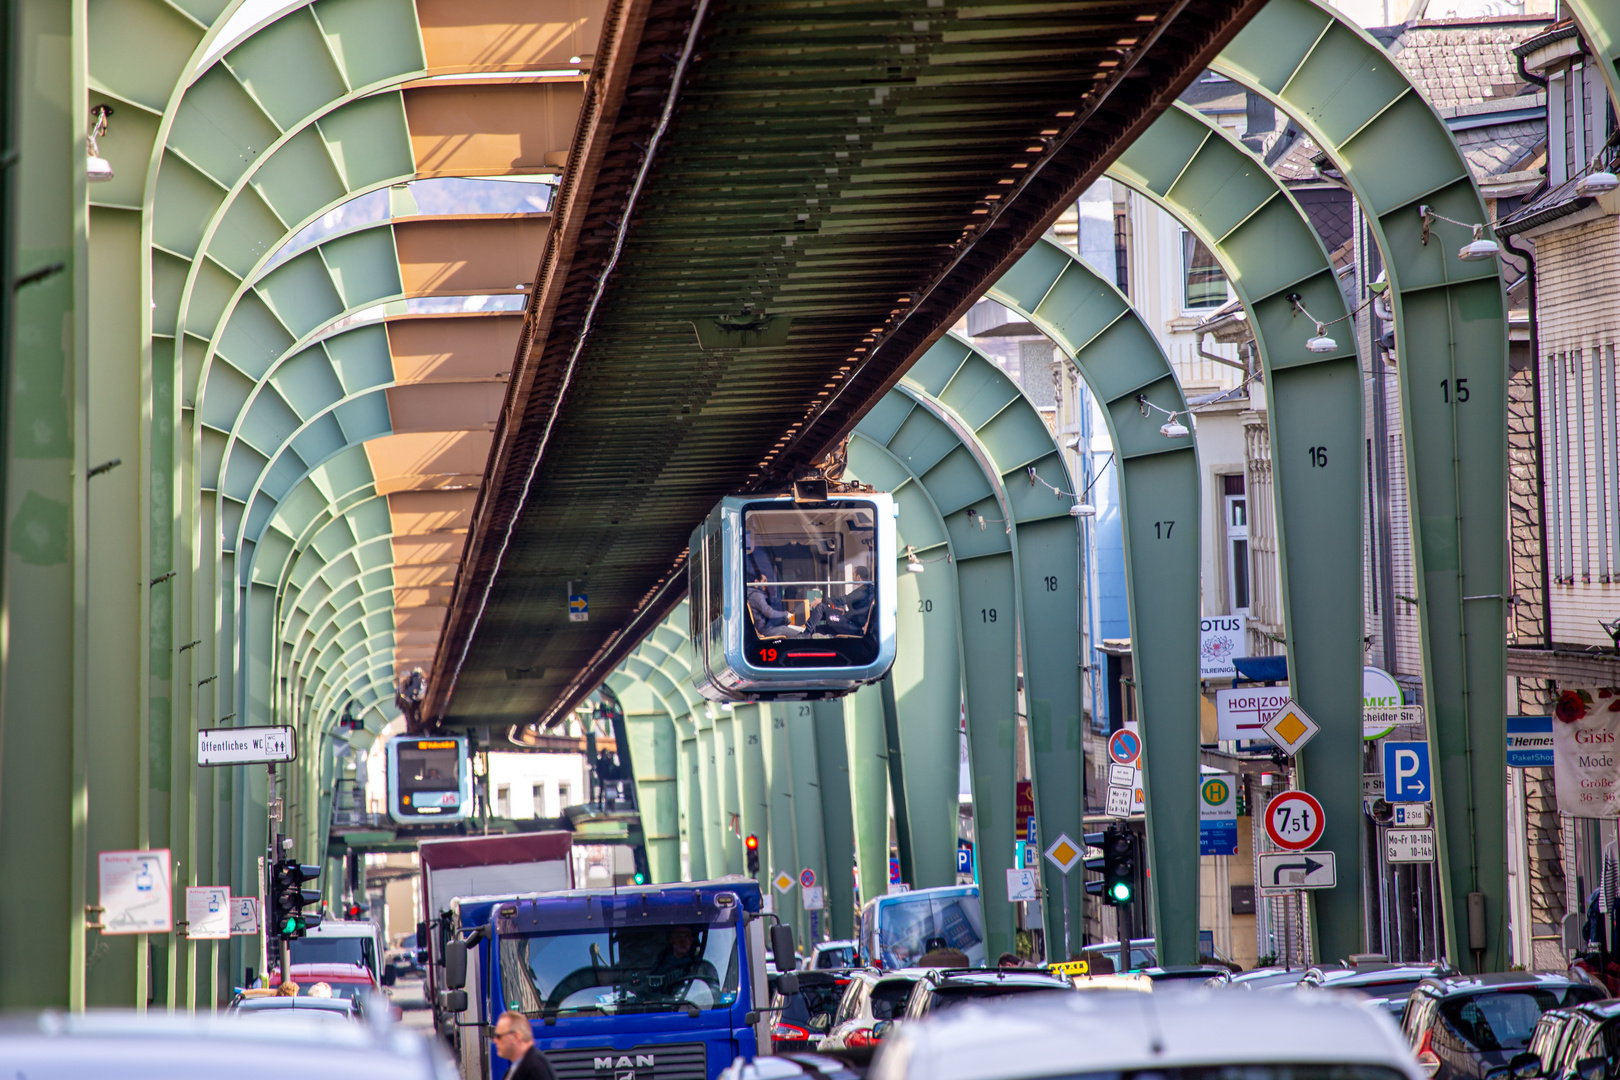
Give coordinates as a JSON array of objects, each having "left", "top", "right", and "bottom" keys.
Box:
[
  {"left": 773, "top": 871, "right": 795, "bottom": 894},
  {"left": 1215, "top": 684, "right": 1292, "bottom": 741},
  {"left": 1383, "top": 741, "right": 1433, "bottom": 802},
  {"left": 1107, "top": 729, "right": 1141, "bottom": 766},
  {"left": 230, "top": 896, "right": 259, "bottom": 936},
  {"left": 1026, "top": 818, "right": 1038, "bottom": 863},
  {"left": 1045, "top": 833, "right": 1083, "bottom": 874},
  {"left": 1507, "top": 715, "right": 1554, "bottom": 767},
  {"left": 1105, "top": 784, "right": 1133, "bottom": 818},
  {"left": 568, "top": 583, "right": 588, "bottom": 622},
  {"left": 1393, "top": 804, "right": 1430, "bottom": 828},
  {"left": 1016, "top": 781, "right": 1035, "bottom": 839},
  {"left": 186, "top": 886, "right": 231, "bottom": 940},
  {"left": 1200, "top": 615, "right": 1246, "bottom": 679},
  {"left": 800, "top": 867, "right": 816, "bottom": 889},
  {"left": 97, "top": 849, "right": 172, "bottom": 935},
  {"left": 1258, "top": 850, "right": 1336, "bottom": 891},
  {"left": 1386, "top": 829, "right": 1436, "bottom": 863},
  {"left": 956, "top": 843, "right": 973, "bottom": 874},
  {"left": 1199, "top": 773, "right": 1238, "bottom": 856},
  {"left": 196, "top": 726, "right": 296, "bottom": 767},
  {"left": 802, "top": 886, "right": 825, "bottom": 911},
  {"left": 1263, "top": 790, "right": 1326, "bottom": 851},
  {"left": 1006, "top": 868, "right": 1039, "bottom": 902},
  {"left": 1260, "top": 699, "right": 1319, "bottom": 756},
  {"left": 1107, "top": 763, "right": 1135, "bottom": 788}
]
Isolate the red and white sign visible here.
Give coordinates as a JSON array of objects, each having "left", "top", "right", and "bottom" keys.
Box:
[{"left": 1263, "top": 790, "right": 1325, "bottom": 851}]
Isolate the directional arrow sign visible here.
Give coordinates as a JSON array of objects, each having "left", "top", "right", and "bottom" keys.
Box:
[
  {"left": 1382, "top": 740, "right": 1432, "bottom": 803},
  {"left": 1258, "top": 850, "right": 1336, "bottom": 892}
]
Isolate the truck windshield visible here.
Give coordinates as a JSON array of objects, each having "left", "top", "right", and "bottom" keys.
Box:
[{"left": 499, "top": 922, "right": 740, "bottom": 1016}]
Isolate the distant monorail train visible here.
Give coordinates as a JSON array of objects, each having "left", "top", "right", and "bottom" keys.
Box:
[
  {"left": 386, "top": 734, "right": 472, "bottom": 825},
  {"left": 688, "top": 484, "right": 897, "bottom": 702}
]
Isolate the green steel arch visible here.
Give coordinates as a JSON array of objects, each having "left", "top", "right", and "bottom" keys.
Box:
[
  {"left": 1211, "top": 0, "right": 1509, "bottom": 970},
  {"left": 985, "top": 237, "right": 1202, "bottom": 965},
  {"left": 1564, "top": 0, "right": 1620, "bottom": 110},
  {"left": 1105, "top": 100, "right": 1366, "bottom": 960}
]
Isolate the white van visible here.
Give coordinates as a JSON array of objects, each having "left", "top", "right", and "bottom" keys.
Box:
[{"left": 287, "top": 918, "right": 384, "bottom": 984}]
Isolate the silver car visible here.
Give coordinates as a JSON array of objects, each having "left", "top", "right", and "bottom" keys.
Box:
[
  {"left": 867, "top": 988, "right": 1426, "bottom": 1080},
  {"left": 0, "top": 1008, "right": 455, "bottom": 1080}
]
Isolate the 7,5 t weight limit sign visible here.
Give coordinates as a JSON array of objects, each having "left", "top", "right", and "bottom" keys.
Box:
[{"left": 1264, "top": 790, "right": 1326, "bottom": 851}]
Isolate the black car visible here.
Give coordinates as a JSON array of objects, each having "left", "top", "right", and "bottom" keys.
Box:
[
  {"left": 771, "top": 970, "right": 852, "bottom": 1052},
  {"left": 900, "top": 969, "right": 1074, "bottom": 1020},
  {"left": 1508, "top": 998, "right": 1620, "bottom": 1080},
  {"left": 1401, "top": 973, "right": 1605, "bottom": 1080},
  {"left": 1302, "top": 962, "right": 1456, "bottom": 1010}
]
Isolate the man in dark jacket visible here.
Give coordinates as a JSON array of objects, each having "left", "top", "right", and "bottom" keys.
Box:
[{"left": 494, "top": 1010, "right": 558, "bottom": 1080}]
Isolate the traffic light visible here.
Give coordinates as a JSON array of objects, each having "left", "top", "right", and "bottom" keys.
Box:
[
  {"left": 1082, "top": 830, "right": 1108, "bottom": 902},
  {"left": 1103, "top": 825, "right": 1135, "bottom": 906},
  {"left": 745, "top": 834, "right": 760, "bottom": 875},
  {"left": 343, "top": 902, "right": 367, "bottom": 919},
  {"left": 271, "top": 858, "right": 323, "bottom": 939}
]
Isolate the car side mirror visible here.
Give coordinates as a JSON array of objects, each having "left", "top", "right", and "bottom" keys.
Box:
[
  {"left": 777, "top": 973, "right": 799, "bottom": 996},
  {"left": 770, "top": 923, "right": 797, "bottom": 973},
  {"left": 872, "top": 1020, "right": 892, "bottom": 1041},
  {"left": 381, "top": 967, "right": 397, "bottom": 987},
  {"left": 1509, "top": 1053, "right": 1542, "bottom": 1080},
  {"left": 1575, "top": 1059, "right": 1608, "bottom": 1080},
  {"left": 444, "top": 939, "right": 468, "bottom": 990},
  {"left": 439, "top": 989, "right": 468, "bottom": 1013}
]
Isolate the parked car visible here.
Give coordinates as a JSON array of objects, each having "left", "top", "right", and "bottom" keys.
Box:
[
  {"left": 228, "top": 996, "right": 363, "bottom": 1024},
  {"left": 817, "top": 969, "right": 929, "bottom": 1065},
  {"left": 1233, "top": 967, "right": 1309, "bottom": 990},
  {"left": 866, "top": 988, "right": 1425, "bottom": 1080},
  {"left": 719, "top": 1052, "right": 863, "bottom": 1080},
  {"left": 771, "top": 970, "right": 850, "bottom": 1052},
  {"left": 1080, "top": 938, "right": 1156, "bottom": 972},
  {"left": 0, "top": 1008, "right": 450, "bottom": 1079},
  {"left": 1301, "top": 962, "right": 1456, "bottom": 1014},
  {"left": 386, "top": 930, "right": 423, "bottom": 979},
  {"left": 898, "top": 968, "right": 1073, "bottom": 1025},
  {"left": 1401, "top": 973, "right": 1604, "bottom": 1080},
  {"left": 1508, "top": 998, "right": 1620, "bottom": 1080}
]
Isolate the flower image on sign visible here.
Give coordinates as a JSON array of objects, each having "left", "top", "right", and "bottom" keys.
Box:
[
  {"left": 1200, "top": 616, "right": 1245, "bottom": 679},
  {"left": 1553, "top": 687, "right": 1620, "bottom": 817}
]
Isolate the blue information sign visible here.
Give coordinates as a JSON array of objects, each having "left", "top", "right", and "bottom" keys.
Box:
[
  {"left": 956, "top": 842, "right": 973, "bottom": 874},
  {"left": 1200, "top": 820, "right": 1238, "bottom": 856},
  {"left": 1506, "top": 715, "right": 1554, "bottom": 768},
  {"left": 1382, "top": 740, "right": 1433, "bottom": 803}
]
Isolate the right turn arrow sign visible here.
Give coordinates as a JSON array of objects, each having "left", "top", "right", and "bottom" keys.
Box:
[{"left": 1258, "top": 850, "right": 1337, "bottom": 892}]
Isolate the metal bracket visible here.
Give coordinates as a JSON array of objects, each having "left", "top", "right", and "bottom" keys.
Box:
[{"left": 84, "top": 905, "right": 105, "bottom": 931}]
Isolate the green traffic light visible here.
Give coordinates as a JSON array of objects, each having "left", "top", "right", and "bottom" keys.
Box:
[
  {"left": 280, "top": 916, "right": 300, "bottom": 935},
  {"left": 633, "top": 873, "right": 646, "bottom": 885},
  {"left": 1109, "top": 882, "right": 1132, "bottom": 903}
]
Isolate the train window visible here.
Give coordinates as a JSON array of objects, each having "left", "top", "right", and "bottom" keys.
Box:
[
  {"left": 386, "top": 735, "right": 471, "bottom": 824},
  {"left": 742, "top": 502, "right": 879, "bottom": 668}
]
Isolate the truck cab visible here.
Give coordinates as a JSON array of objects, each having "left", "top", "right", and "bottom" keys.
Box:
[{"left": 439, "top": 880, "right": 791, "bottom": 1080}]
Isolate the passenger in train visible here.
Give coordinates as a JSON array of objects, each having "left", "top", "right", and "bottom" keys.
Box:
[
  {"left": 747, "top": 574, "right": 802, "bottom": 637},
  {"left": 804, "top": 565, "right": 873, "bottom": 636}
]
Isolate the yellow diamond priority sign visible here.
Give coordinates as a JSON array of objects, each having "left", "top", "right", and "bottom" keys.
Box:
[
  {"left": 1044, "top": 833, "right": 1083, "bottom": 874},
  {"left": 773, "top": 871, "right": 795, "bottom": 894},
  {"left": 1261, "top": 698, "right": 1319, "bottom": 756}
]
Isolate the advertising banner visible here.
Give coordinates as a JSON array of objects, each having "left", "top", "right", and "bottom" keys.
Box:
[
  {"left": 1553, "top": 687, "right": 1620, "bottom": 817},
  {"left": 1215, "top": 684, "right": 1292, "bottom": 741},
  {"left": 1200, "top": 616, "right": 1245, "bottom": 679}
]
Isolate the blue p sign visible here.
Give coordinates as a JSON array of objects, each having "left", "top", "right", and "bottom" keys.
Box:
[{"left": 1382, "top": 741, "right": 1432, "bottom": 803}]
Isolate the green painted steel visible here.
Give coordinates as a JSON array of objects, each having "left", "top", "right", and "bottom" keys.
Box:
[
  {"left": 1107, "top": 101, "right": 1365, "bottom": 961},
  {"left": 812, "top": 699, "right": 857, "bottom": 941},
  {"left": 893, "top": 334, "right": 1083, "bottom": 945},
  {"left": 843, "top": 684, "right": 892, "bottom": 917},
  {"left": 987, "top": 238, "right": 1202, "bottom": 966},
  {"left": 622, "top": 700, "right": 680, "bottom": 882},
  {"left": 736, "top": 703, "right": 768, "bottom": 892},
  {"left": 1213, "top": 0, "right": 1508, "bottom": 969},
  {"left": 763, "top": 706, "right": 805, "bottom": 939},
  {"left": 786, "top": 706, "right": 830, "bottom": 944}
]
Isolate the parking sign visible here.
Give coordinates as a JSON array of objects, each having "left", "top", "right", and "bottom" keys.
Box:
[{"left": 1382, "top": 741, "right": 1432, "bottom": 803}]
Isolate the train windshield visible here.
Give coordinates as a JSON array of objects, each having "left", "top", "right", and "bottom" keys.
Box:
[
  {"left": 742, "top": 503, "right": 878, "bottom": 667},
  {"left": 397, "top": 739, "right": 461, "bottom": 812}
]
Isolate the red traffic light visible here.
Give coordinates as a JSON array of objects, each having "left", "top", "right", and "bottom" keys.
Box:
[
  {"left": 745, "top": 834, "right": 758, "bottom": 850},
  {"left": 345, "top": 904, "right": 362, "bottom": 918}
]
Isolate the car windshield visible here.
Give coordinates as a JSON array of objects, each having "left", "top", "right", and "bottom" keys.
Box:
[
  {"left": 780, "top": 980, "right": 845, "bottom": 1033},
  {"left": 289, "top": 937, "right": 376, "bottom": 972},
  {"left": 927, "top": 984, "right": 1062, "bottom": 1013},
  {"left": 875, "top": 893, "right": 985, "bottom": 969},
  {"left": 1084, "top": 945, "right": 1155, "bottom": 971},
  {"left": 1442, "top": 988, "right": 1603, "bottom": 1052},
  {"left": 499, "top": 922, "right": 740, "bottom": 1016},
  {"left": 817, "top": 946, "right": 857, "bottom": 969}
]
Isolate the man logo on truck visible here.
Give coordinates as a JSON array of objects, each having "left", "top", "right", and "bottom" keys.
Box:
[{"left": 594, "top": 1056, "right": 655, "bottom": 1072}]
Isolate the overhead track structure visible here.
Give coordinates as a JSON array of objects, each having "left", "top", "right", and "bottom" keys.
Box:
[
  {"left": 1211, "top": 0, "right": 1508, "bottom": 970},
  {"left": 426, "top": 0, "right": 1273, "bottom": 733}
]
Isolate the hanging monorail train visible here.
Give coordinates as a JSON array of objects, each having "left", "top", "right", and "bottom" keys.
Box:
[
  {"left": 386, "top": 734, "right": 473, "bottom": 825},
  {"left": 688, "top": 483, "right": 897, "bottom": 702}
]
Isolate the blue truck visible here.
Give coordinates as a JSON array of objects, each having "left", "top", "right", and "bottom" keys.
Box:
[{"left": 437, "top": 880, "right": 796, "bottom": 1080}]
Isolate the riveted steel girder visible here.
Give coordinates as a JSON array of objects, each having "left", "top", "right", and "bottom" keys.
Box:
[
  {"left": 1212, "top": 0, "right": 1508, "bottom": 970},
  {"left": 1107, "top": 100, "right": 1365, "bottom": 961}
]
